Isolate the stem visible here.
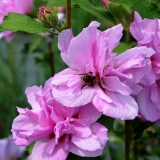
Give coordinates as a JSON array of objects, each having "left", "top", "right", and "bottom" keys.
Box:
[
  {"left": 66, "top": 0, "right": 71, "bottom": 28},
  {"left": 54, "top": 26, "right": 61, "bottom": 32},
  {"left": 125, "top": 120, "right": 130, "bottom": 160},
  {"left": 121, "top": 16, "right": 128, "bottom": 29},
  {"left": 127, "top": 10, "right": 134, "bottom": 42},
  {"left": 48, "top": 42, "right": 54, "bottom": 76},
  {"left": 133, "top": 140, "right": 138, "bottom": 160}
]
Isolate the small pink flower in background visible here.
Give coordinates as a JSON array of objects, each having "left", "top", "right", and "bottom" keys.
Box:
[
  {"left": 0, "top": 0, "right": 33, "bottom": 42},
  {"left": 0, "top": 135, "right": 25, "bottom": 160},
  {"left": 58, "top": 7, "right": 66, "bottom": 13},
  {"left": 101, "top": 0, "right": 108, "bottom": 9},
  {"left": 130, "top": 12, "right": 160, "bottom": 122},
  {"left": 12, "top": 78, "right": 108, "bottom": 160},
  {"left": 51, "top": 21, "right": 155, "bottom": 120}
]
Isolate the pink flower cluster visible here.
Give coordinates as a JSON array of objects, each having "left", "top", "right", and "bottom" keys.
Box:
[
  {"left": 130, "top": 12, "right": 160, "bottom": 122},
  {"left": 0, "top": 0, "right": 33, "bottom": 42},
  {"left": 12, "top": 17, "right": 160, "bottom": 159},
  {"left": 12, "top": 78, "right": 108, "bottom": 159}
]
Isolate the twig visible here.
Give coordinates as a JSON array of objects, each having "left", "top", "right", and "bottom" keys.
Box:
[
  {"left": 125, "top": 120, "right": 130, "bottom": 160},
  {"left": 48, "top": 42, "right": 54, "bottom": 76},
  {"left": 66, "top": 0, "right": 71, "bottom": 28}
]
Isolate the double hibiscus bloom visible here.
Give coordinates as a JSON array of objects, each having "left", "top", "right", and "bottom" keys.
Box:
[{"left": 12, "top": 15, "right": 159, "bottom": 159}]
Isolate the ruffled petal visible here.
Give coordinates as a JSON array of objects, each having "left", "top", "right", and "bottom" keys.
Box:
[
  {"left": 25, "top": 86, "right": 41, "bottom": 110},
  {"left": 61, "top": 21, "right": 100, "bottom": 71},
  {"left": 31, "top": 138, "right": 69, "bottom": 160},
  {"left": 93, "top": 91, "right": 138, "bottom": 120},
  {"left": 137, "top": 86, "right": 160, "bottom": 122},
  {"left": 71, "top": 135, "right": 101, "bottom": 151},
  {"left": 77, "top": 103, "right": 102, "bottom": 124},
  {"left": 102, "top": 76, "right": 132, "bottom": 95}
]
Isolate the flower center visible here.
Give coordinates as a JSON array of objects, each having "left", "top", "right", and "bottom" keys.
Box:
[{"left": 80, "top": 73, "right": 96, "bottom": 89}]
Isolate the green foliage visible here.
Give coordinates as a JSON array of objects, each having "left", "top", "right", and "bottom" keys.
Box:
[
  {"left": 44, "top": 0, "right": 116, "bottom": 24},
  {"left": 0, "top": 25, "right": 5, "bottom": 32},
  {"left": 67, "top": 153, "right": 102, "bottom": 160},
  {"left": 97, "top": 115, "right": 115, "bottom": 131},
  {"left": 1, "top": 13, "right": 56, "bottom": 34},
  {"left": 113, "top": 0, "right": 160, "bottom": 19},
  {"left": 27, "top": 142, "right": 35, "bottom": 154},
  {"left": 113, "top": 42, "right": 136, "bottom": 54}
]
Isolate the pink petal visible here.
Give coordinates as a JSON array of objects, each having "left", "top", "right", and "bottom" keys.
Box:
[
  {"left": 78, "top": 103, "right": 102, "bottom": 124},
  {"left": 102, "top": 76, "right": 132, "bottom": 95},
  {"left": 73, "top": 126, "right": 92, "bottom": 138},
  {"left": 103, "top": 24, "right": 123, "bottom": 53},
  {"left": 25, "top": 86, "right": 41, "bottom": 110},
  {"left": 114, "top": 47, "right": 155, "bottom": 71},
  {"left": 93, "top": 91, "right": 138, "bottom": 120},
  {"left": 63, "top": 21, "right": 100, "bottom": 71},
  {"left": 15, "top": 0, "right": 33, "bottom": 14},
  {"left": 137, "top": 86, "right": 160, "bottom": 122},
  {"left": 71, "top": 135, "right": 101, "bottom": 151},
  {"left": 90, "top": 122, "right": 108, "bottom": 148},
  {"left": 68, "top": 122, "right": 108, "bottom": 157},
  {"left": 31, "top": 138, "right": 69, "bottom": 160},
  {"left": 58, "top": 29, "right": 74, "bottom": 67}
]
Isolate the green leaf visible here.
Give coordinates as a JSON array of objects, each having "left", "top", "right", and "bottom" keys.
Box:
[
  {"left": 97, "top": 115, "right": 115, "bottom": 131},
  {"left": 2, "top": 12, "right": 55, "bottom": 34},
  {"left": 44, "top": 0, "right": 116, "bottom": 23},
  {"left": 67, "top": 153, "right": 102, "bottom": 160},
  {"left": 43, "top": 0, "right": 66, "bottom": 6},
  {"left": 113, "top": 42, "right": 136, "bottom": 54},
  {"left": 113, "top": 0, "right": 160, "bottom": 19},
  {"left": 28, "top": 34, "right": 44, "bottom": 53},
  {"left": 26, "top": 142, "right": 35, "bottom": 154},
  {"left": 0, "top": 25, "right": 5, "bottom": 32},
  {"left": 72, "top": 0, "right": 116, "bottom": 24}
]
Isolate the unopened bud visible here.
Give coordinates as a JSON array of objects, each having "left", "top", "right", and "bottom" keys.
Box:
[
  {"left": 38, "top": 6, "right": 58, "bottom": 28},
  {"left": 58, "top": 7, "right": 66, "bottom": 13},
  {"left": 101, "top": 0, "right": 109, "bottom": 9}
]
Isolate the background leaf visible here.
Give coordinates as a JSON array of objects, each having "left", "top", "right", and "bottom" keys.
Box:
[
  {"left": 97, "top": 115, "right": 115, "bottom": 131},
  {"left": 44, "top": 0, "right": 116, "bottom": 23},
  {"left": 2, "top": 13, "right": 54, "bottom": 34},
  {"left": 67, "top": 153, "right": 102, "bottom": 160},
  {"left": 113, "top": 0, "right": 160, "bottom": 19},
  {"left": 0, "top": 25, "right": 5, "bottom": 32}
]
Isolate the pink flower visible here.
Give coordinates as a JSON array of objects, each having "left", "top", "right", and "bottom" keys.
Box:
[
  {"left": 102, "top": 0, "right": 108, "bottom": 9},
  {"left": 0, "top": 135, "right": 25, "bottom": 160},
  {"left": 130, "top": 12, "right": 160, "bottom": 122},
  {"left": 51, "top": 21, "right": 155, "bottom": 120},
  {"left": 0, "top": 0, "right": 33, "bottom": 42},
  {"left": 12, "top": 78, "right": 108, "bottom": 160},
  {"left": 58, "top": 7, "right": 66, "bottom": 13}
]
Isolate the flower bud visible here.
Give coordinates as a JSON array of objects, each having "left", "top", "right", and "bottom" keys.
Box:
[
  {"left": 38, "top": 6, "right": 58, "bottom": 28},
  {"left": 58, "top": 7, "right": 66, "bottom": 13},
  {"left": 101, "top": 0, "right": 109, "bottom": 9}
]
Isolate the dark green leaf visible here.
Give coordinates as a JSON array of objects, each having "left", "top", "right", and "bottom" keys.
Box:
[
  {"left": 2, "top": 12, "right": 55, "bottom": 34},
  {"left": 113, "top": 0, "right": 160, "bottom": 19},
  {"left": 44, "top": 0, "right": 116, "bottom": 23},
  {"left": 28, "top": 35, "right": 44, "bottom": 53},
  {"left": 97, "top": 115, "right": 115, "bottom": 131},
  {"left": 0, "top": 25, "right": 5, "bottom": 32},
  {"left": 26, "top": 142, "right": 35, "bottom": 154},
  {"left": 72, "top": 0, "right": 116, "bottom": 23},
  {"left": 43, "top": 0, "right": 66, "bottom": 6},
  {"left": 130, "top": 117, "right": 154, "bottom": 139},
  {"left": 67, "top": 153, "right": 102, "bottom": 160},
  {"left": 113, "top": 42, "right": 136, "bottom": 54}
]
